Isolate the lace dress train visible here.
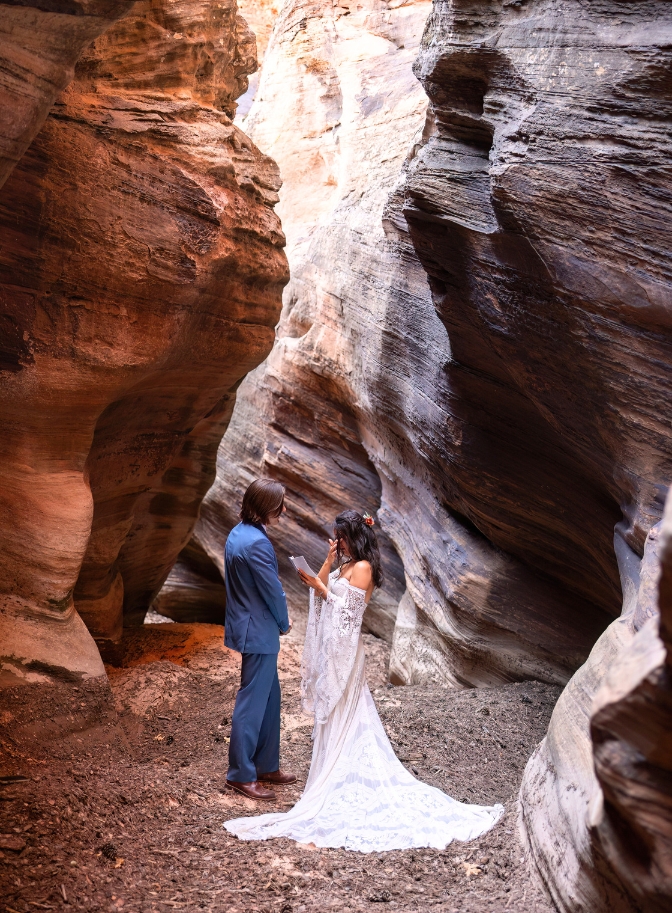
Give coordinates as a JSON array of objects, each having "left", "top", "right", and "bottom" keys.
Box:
[{"left": 223, "top": 572, "right": 504, "bottom": 851}]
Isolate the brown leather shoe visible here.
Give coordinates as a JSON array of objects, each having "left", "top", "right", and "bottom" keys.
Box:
[
  {"left": 226, "top": 780, "right": 276, "bottom": 801},
  {"left": 257, "top": 769, "right": 297, "bottom": 785}
]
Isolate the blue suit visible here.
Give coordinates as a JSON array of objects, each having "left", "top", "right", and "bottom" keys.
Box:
[{"left": 224, "top": 521, "right": 290, "bottom": 783}]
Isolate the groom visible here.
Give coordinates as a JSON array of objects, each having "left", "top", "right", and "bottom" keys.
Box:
[{"left": 224, "top": 478, "right": 297, "bottom": 801}]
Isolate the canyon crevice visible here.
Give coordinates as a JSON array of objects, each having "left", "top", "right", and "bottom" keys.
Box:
[
  {"left": 169, "top": 0, "right": 434, "bottom": 645},
  {"left": 178, "top": 0, "right": 672, "bottom": 690},
  {"left": 0, "top": 0, "right": 287, "bottom": 682}
]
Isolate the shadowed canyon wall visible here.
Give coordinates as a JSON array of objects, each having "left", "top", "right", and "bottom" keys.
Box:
[
  {"left": 393, "top": 0, "right": 672, "bottom": 688},
  {"left": 403, "top": 3, "right": 672, "bottom": 908},
  {"left": 0, "top": 0, "right": 287, "bottom": 683}
]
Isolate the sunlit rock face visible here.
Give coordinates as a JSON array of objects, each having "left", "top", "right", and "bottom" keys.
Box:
[
  {"left": 180, "top": 0, "right": 432, "bottom": 642},
  {"left": 0, "top": 0, "right": 287, "bottom": 682},
  {"left": 0, "top": 0, "right": 135, "bottom": 191},
  {"left": 234, "top": 0, "right": 281, "bottom": 117}
]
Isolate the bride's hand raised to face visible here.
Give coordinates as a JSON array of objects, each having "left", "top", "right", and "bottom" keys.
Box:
[
  {"left": 298, "top": 569, "right": 328, "bottom": 599},
  {"left": 327, "top": 538, "right": 338, "bottom": 564}
]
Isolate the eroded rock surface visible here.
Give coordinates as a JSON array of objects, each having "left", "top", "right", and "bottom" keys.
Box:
[
  {"left": 399, "top": 4, "right": 672, "bottom": 904},
  {"left": 396, "top": 0, "right": 672, "bottom": 683},
  {"left": 591, "top": 516, "right": 672, "bottom": 912},
  {"left": 0, "top": 0, "right": 135, "bottom": 191},
  {"left": 175, "top": 3, "right": 672, "bottom": 903},
  {"left": 0, "top": 0, "right": 287, "bottom": 681}
]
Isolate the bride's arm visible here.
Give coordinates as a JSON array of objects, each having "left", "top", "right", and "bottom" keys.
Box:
[
  {"left": 303, "top": 574, "right": 368, "bottom": 723},
  {"left": 297, "top": 540, "right": 337, "bottom": 598}
]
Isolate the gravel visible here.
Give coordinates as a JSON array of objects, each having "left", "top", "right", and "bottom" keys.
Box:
[{"left": 0, "top": 623, "right": 558, "bottom": 913}]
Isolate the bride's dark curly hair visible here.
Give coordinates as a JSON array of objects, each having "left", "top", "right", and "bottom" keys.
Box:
[{"left": 334, "top": 509, "right": 383, "bottom": 589}]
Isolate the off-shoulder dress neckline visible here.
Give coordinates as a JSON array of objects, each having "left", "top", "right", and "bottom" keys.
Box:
[{"left": 331, "top": 568, "right": 367, "bottom": 596}]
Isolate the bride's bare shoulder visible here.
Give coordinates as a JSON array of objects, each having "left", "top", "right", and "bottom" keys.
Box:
[{"left": 348, "top": 560, "right": 372, "bottom": 589}]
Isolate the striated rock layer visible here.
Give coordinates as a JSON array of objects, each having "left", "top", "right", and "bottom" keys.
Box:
[
  {"left": 395, "top": 0, "right": 672, "bottom": 686},
  {"left": 0, "top": 0, "right": 287, "bottom": 682},
  {"left": 0, "top": 0, "right": 135, "bottom": 191},
  {"left": 406, "top": 2, "right": 672, "bottom": 906}
]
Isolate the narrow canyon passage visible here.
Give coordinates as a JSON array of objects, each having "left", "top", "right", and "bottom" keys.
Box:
[{"left": 1, "top": 1, "right": 671, "bottom": 912}]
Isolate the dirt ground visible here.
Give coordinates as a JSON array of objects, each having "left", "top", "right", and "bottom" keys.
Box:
[{"left": 0, "top": 623, "right": 560, "bottom": 913}]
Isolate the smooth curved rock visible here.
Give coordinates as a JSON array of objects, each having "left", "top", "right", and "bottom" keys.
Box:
[
  {"left": 406, "top": 4, "right": 672, "bottom": 901},
  {"left": 0, "top": 0, "right": 287, "bottom": 680},
  {"left": 402, "top": 0, "right": 672, "bottom": 646}
]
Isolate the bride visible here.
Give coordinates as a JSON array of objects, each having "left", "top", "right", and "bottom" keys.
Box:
[{"left": 224, "top": 510, "right": 503, "bottom": 851}]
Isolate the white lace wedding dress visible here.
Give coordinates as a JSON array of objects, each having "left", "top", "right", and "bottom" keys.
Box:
[{"left": 224, "top": 571, "right": 504, "bottom": 851}]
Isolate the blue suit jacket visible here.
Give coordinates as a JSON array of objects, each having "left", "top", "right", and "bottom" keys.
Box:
[{"left": 224, "top": 521, "right": 290, "bottom": 654}]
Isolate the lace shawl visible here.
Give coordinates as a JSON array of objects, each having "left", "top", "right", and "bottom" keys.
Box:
[{"left": 301, "top": 571, "right": 367, "bottom": 724}]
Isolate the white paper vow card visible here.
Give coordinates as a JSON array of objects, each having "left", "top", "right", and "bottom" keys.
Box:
[{"left": 290, "top": 555, "right": 317, "bottom": 577}]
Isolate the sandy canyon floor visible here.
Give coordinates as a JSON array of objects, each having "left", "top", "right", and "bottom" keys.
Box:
[{"left": 1, "top": 623, "right": 559, "bottom": 913}]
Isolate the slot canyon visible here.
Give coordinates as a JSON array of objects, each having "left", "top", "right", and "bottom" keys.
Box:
[{"left": 0, "top": 1, "right": 670, "bottom": 912}]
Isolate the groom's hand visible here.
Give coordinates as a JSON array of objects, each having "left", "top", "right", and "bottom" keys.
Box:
[{"left": 280, "top": 617, "right": 293, "bottom": 636}]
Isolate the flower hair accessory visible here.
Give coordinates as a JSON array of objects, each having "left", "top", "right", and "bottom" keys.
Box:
[{"left": 362, "top": 512, "right": 375, "bottom": 527}]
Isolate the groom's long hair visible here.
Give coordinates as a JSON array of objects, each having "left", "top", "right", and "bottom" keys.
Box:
[
  {"left": 334, "top": 510, "right": 383, "bottom": 589},
  {"left": 240, "top": 478, "right": 285, "bottom": 525}
]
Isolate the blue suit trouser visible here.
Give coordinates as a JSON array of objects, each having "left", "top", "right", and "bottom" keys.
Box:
[{"left": 227, "top": 652, "right": 281, "bottom": 783}]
